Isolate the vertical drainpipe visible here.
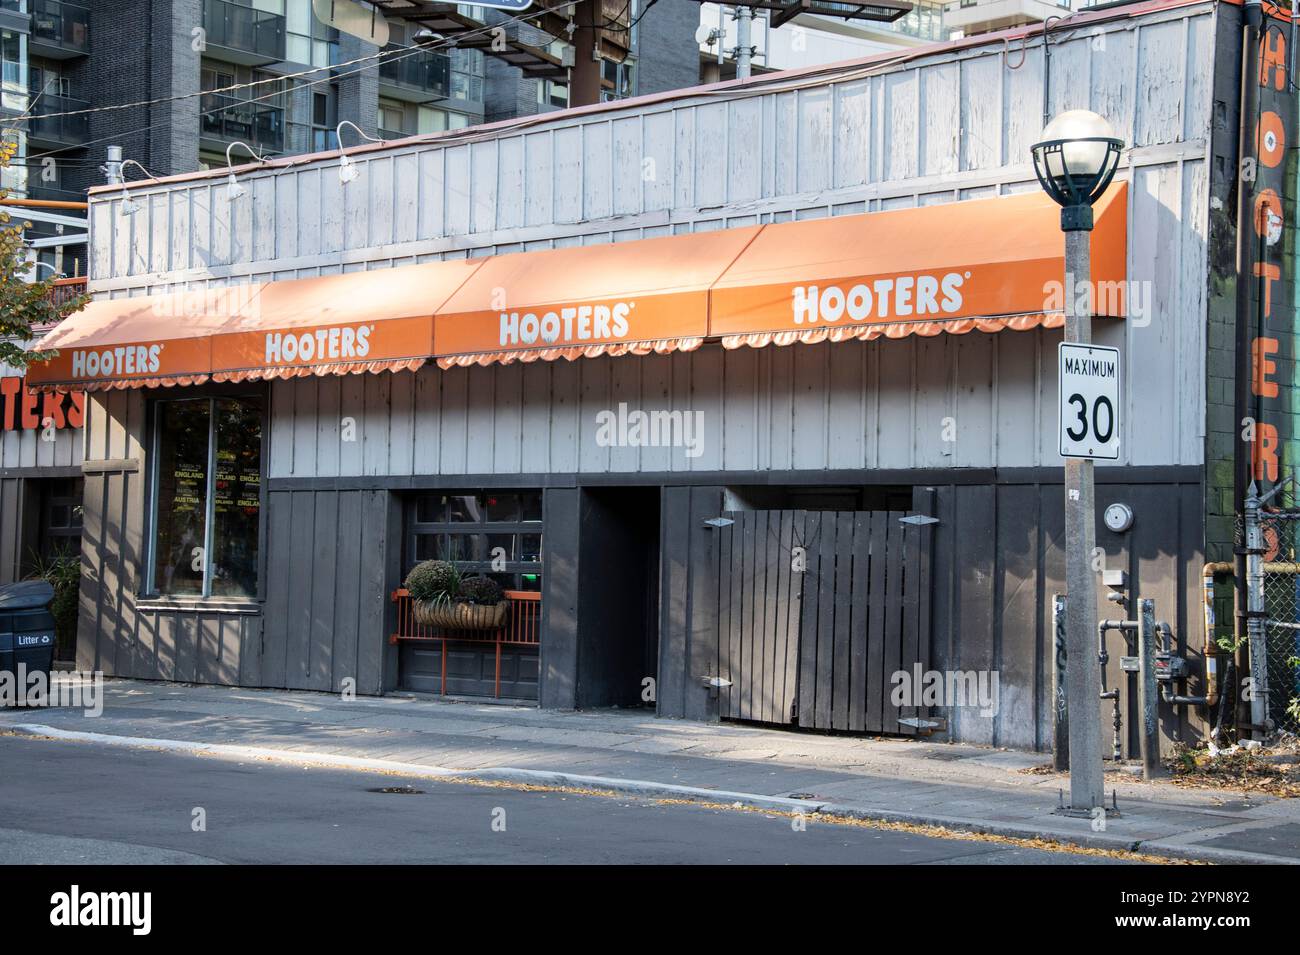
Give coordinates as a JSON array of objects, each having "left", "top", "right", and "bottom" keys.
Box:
[{"left": 1233, "top": 0, "right": 1264, "bottom": 735}]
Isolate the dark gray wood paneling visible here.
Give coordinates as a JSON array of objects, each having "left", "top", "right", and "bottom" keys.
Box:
[
  {"left": 540, "top": 486, "right": 580, "bottom": 710},
  {"left": 656, "top": 486, "right": 691, "bottom": 719},
  {"left": 261, "top": 490, "right": 295, "bottom": 687},
  {"left": 918, "top": 479, "right": 1204, "bottom": 754},
  {"left": 257, "top": 488, "right": 393, "bottom": 695},
  {"left": 0, "top": 477, "right": 19, "bottom": 584},
  {"left": 284, "top": 491, "right": 316, "bottom": 689},
  {"left": 308, "top": 492, "right": 339, "bottom": 691},
  {"left": 685, "top": 487, "right": 724, "bottom": 722},
  {"left": 951, "top": 485, "right": 996, "bottom": 744},
  {"left": 656, "top": 486, "right": 724, "bottom": 720},
  {"left": 76, "top": 473, "right": 105, "bottom": 673},
  {"left": 996, "top": 484, "right": 1041, "bottom": 750}
]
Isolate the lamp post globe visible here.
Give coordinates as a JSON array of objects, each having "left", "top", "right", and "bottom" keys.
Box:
[{"left": 1031, "top": 110, "right": 1124, "bottom": 232}]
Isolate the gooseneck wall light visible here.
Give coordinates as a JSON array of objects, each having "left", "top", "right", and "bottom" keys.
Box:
[
  {"left": 224, "top": 141, "right": 269, "bottom": 202},
  {"left": 117, "top": 159, "right": 152, "bottom": 216},
  {"left": 336, "top": 120, "right": 384, "bottom": 185}
]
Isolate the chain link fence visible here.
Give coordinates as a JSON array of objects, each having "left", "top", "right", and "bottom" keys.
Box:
[{"left": 1252, "top": 481, "right": 1300, "bottom": 735}]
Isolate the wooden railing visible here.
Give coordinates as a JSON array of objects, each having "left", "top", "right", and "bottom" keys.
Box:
[
  {"left": 389, "top": 588, "right": 541, "bottom": 698},
  {"left": 48, "top": 276, "right": 87, "bottom": 310}
]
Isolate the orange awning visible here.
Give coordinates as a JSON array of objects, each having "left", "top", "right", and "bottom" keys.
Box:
[
  {"left": 207, "top": 261, "right": 481, "bottom": 382},
  {"left": 29, "top": 287, "right": 239, "bottom": 391},
  {"left": 28, "top": 261, "right": 483, "bottom": 391},
  {"left": 709, "top": 184, "right": 1127, "bottom": 348},
  {"left": 28, "top": 186, "right": 1127, "bottom": 391},
  {"left": 432, "top": 226, "right": 763, "bottom": 368}
]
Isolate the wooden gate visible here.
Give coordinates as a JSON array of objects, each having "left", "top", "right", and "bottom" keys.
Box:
[{"left": 715, "top": 509, "right": 933, "bottom": 734}]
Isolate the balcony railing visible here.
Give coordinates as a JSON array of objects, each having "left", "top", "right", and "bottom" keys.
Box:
[
  {"left": 390, "top": 588, "right": 541, "bottom": 698},
  {"left": 48, "top": 276, "right": 87, "bottom": 309},
  {"left": 29, "top": 0, "right": 90, "bottom": 55},
  {"left": 202, "top": 0, "right": 285, "bottom": 63},
  {"left": 200, "top": 92, "right": 284, "bottom": 153},
  {"left": 379, "top": 45, "right": 451, "bottom": 98},
  {"left": 26, "top": 92, "right": 90, "bottom": 145}
]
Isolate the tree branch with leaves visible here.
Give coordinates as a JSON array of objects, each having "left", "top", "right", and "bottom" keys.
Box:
[{"left": 0, "top": 138, "right": 88, "bottom": 370}]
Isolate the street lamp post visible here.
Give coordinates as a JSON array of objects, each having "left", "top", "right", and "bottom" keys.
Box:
[{"left": 1031, "top": 110, "right": 1124, "bottom": 814}]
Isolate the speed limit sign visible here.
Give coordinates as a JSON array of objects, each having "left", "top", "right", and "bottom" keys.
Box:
[{"left": 1058, "top": 342, "right": 1120, "bottom": 460}]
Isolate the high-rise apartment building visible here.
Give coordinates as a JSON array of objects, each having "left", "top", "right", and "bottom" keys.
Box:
[{"left": 1, "top": 0, "right": 970, "bottom": 231}]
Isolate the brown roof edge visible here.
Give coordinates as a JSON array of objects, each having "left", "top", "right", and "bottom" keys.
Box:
[{"left": 88, "top": 0, "right": 1214, "bottom": 198}]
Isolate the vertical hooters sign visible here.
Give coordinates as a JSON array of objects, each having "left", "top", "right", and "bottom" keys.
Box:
[
  {"left": 0, "top": 377, "right": 86, "bottom": 433},
  {"left": 1249, "top": 25, "right": 1296, "bottom": 488}
]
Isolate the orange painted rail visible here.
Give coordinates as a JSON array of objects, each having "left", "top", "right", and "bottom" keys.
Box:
[{"left": 389, "top": 588, "right": 541, "bottom": 698}]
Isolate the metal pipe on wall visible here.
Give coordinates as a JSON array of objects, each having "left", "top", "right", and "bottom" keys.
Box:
[
  {"left": 735, "top": 6, "right": 753, "bottom": 80},
  {"left": 1233, "top": 0, "right": 1264, "bottom": 739},
  {"left": 1202, "top": 561, "right": 1233, "bottom": 708}
]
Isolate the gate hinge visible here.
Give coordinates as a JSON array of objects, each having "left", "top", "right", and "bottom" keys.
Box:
[{"left": 900, "top": 514, "right": 939, "bottom": 526}]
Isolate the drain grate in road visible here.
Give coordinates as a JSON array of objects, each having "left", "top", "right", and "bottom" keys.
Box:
[{"left": 367, "top": 786, "right": 425, "bottom": 795}]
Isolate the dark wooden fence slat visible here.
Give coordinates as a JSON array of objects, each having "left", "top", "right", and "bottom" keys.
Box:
[
  {"left": 813, "top": 513, "right": 837, "bottom": 730},
  {"left": 718, "top": 518, "right": 734, "bottom": 719},
  {"left": 882, "top": 512, "right": 906, "bottom": 736},
  {"left": 757, "top": 509, "right": 776, "bottom": 724},
  {"left": 727, "top": 516, "right": 744, "bottom": 721},
  {"left": 913, "top": 488, "right": 937, "bottom": 725},
  {"left": 797, "top": 511, "right": 821, "bottom": 727},
  {"left": 832, "top": 512, "right": 854, "bottom": 730},
  {"left": 865, "top": 510, "right": 888, "bottom": 733},
  {"left": 739, "top": 511, "right": 757, "bottom": 722},
  {"left": 900, "top": 511, "right": 923, "bottom": 735},
  {"left": 776, "top": 510, "right": 798, "bottom": 722},
  {"left": 849, "top": 511, "right": 871, "bottom": 732}
]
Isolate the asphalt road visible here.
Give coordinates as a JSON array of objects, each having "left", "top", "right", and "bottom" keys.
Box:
[{"left": 0, "top": 735, "right": 1127, "bottom": 865}]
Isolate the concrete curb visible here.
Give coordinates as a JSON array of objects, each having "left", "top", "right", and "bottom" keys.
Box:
[{"left": 8, "top": 723, "right": 1293, "bottom": 865}]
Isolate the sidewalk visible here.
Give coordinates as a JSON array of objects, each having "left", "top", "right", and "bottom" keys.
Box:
[{"left": 3, "top": 679, "right": 1298, "bottom": 864}]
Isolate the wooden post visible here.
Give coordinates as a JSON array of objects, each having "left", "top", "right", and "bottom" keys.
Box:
[{"left": 570, "top": 0, "right": 602, "bottom": 107}]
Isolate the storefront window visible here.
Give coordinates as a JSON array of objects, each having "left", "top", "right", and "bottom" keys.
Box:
[
  {"left": 149, "top": 396, "right": 263, "bottom": 598},
  {"left": 407, "top": 491, "right": 543, "bottom": 591}
]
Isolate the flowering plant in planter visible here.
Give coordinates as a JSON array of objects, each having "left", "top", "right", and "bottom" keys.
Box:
[{"left": 404, "top": 561, "right": 509, "bottom": 630}]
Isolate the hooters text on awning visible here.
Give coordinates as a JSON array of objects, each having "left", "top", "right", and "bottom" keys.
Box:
[{"left": 26, "top": 184, "right": 1127, "bottom": 391}]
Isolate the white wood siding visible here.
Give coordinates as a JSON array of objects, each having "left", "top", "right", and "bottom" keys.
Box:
[{"left": 88, "top": 6, "right": 1216, "bottom": 476}]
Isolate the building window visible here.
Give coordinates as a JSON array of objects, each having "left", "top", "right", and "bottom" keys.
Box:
[
  {"left": 537, "top": 78, "right": 568, "bottom": 108},
  {"left": 148, "top": 396, "right": 263, "bottom": 599},
  {"left": 310, "top": 84, "right": 338, "bottom": 150},
  {"left": 39, "top": 477, "right": 83, "bottom": 560},
  {"left": 377, "top": 98, "right": 408, "bottom": 138},
  {"left": 406, "top": 491, "right": 543, "bottom": 592}
]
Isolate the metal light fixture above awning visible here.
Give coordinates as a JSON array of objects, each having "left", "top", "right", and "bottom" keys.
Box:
[{"left": 27, "top": 185, "right": 1127, "bottom": 392}]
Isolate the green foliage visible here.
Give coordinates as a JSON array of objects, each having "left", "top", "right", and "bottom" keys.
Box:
[
  {"left": 459, "top": 575, "right": 503, "bottom": 606},
  {"left": 27, "top": 549, "right": 80, "bottom": 660},
  {"left": 1215, "top": 634, "right": 1243, "bottom": 654},
  {"left": 404, "top": 560, "right": 462, "bottom": 604},
  {"left": 0, "top": 139, "right": 89, "bottom": 370}
]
